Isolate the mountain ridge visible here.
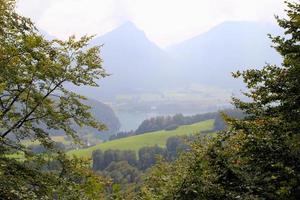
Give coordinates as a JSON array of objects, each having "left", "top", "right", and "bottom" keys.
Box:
[
  {"left": 65, "top": 20, "right": 282, "bottom": 116},
  {"left": 166, "top": 21, "right": 282, "bottom": 89}
]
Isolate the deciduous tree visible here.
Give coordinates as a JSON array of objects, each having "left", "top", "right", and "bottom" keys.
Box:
[{"left": 0, "top": 0, "right": 109, "bottom": 198}]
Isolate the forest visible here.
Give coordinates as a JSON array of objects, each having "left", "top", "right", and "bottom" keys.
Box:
[{"left": 0, "top": 0, "right": 300, "bottom": 199}]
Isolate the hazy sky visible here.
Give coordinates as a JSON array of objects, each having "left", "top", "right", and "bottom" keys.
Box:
[{"left": 17, "top": 0, "right": 286, "bottom": 47}]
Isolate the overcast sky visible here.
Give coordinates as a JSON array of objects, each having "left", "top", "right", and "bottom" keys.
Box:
[{"left": 17, "top": 0, "right": 286, "bottom": 47}]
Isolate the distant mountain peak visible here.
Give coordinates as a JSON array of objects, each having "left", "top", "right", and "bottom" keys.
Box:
[
  {"left": 118, "top": 21, "right": 139, "bottom": 29},
  {"left": 95, "top": 20, "right": 147, "bottom": 42},
  {"left": 114, "top": 21, "right": 143, "bottom": 34}
]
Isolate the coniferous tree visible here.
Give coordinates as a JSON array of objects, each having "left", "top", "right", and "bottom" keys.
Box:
[{"left": 140, "top": 1, "right": 300, "bottom": 199}]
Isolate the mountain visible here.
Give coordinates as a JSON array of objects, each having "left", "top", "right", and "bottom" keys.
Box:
[
  {"left": 75, "top": 21, "right": 180, "bottom": 101},
  {"left": 167, "top": 21, "right": 283, "bottom": 89},
  {"left": 66, "top": 21, "right": 283, "bottom": 119},
  {"left": 78, "top": 99, "right": 121, "bottom": 140}
]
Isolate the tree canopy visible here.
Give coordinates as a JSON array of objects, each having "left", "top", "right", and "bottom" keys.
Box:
[
  {"left": 140, "top": 1, "right": 300, "bottom": 199},
  {"left": 0, "top": 0, "right": 109, "bottom": 199},
  {"left": 0, "top": 0, "right": 107, "bottom": 149}
]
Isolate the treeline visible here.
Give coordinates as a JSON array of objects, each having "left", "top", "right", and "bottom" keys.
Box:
[
  {"left": 109, "top": 130, "right": 135, "bottom": 141},
  {"left": 134, "top": 109, "right": 244, "bottom": 134},
  {"left": 109, "top": 109, "right": 244, "bottom": 141},
  {"left": 92, "top": 136, "right": 191, "bottom": 185}
]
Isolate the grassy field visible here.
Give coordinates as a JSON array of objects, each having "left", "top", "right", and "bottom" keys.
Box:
[{"left": 67, "top": 119, "right": 214, "bottom": 158}]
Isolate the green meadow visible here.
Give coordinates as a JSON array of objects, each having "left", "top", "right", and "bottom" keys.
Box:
[{"left": 68, "top": 119, "right": 214, "bottom": 158}]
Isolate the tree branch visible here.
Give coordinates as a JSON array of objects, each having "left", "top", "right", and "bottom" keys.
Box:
[
  {"left": 0, "top": 79, "right": 66, "bottom": 138},
  {"left": 0, "top": 86, "right": 27, "bottom": 119}
]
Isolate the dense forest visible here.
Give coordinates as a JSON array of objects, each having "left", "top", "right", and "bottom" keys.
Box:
[
  {"left": 91, "top": 135, "right": 192, "bottom": 197},
  {"left": 0, "top": 0, "right": 299, "bottom": 199}
]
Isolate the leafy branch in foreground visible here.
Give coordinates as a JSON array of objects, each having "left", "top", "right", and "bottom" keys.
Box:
[
  {"left": 0, "top": 0, "right": 107, "bottom": 149},
  {"left": 0, "top": 151, "right": 109, "bottom": 200},
  {"left": 0, "top": 0, "right": 110, "bottom": 199}
]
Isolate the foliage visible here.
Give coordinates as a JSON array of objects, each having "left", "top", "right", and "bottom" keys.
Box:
[
  {"left": 93, "top": 135, "right": 191, "bottom": 173},
  {"left": 211, "top": 109, "right": 244, "bottom": 132},
  {"left": 140, "top": 139, "right": 216, "bottom": 200},
  {"left": 0, "top": 151, "right": 108, "bottom": 200},
  {"left": 138, "top": 145, "right": 166, "bottom": 171},
  {"left": 0, "top": 0, "right": 109, "bottom": 198},
  {"left": 139, "top": 1, "right": 300, "bottom": 199},
  {"left": 165, "top": 136, "right": 189, "bottom": 161},
  {"left": 91, "top": 137, "right": 192, "bottom": 199},
  {"left": 104, "top": 161, "right": 141, "bottom": 185},
  {"left": 92, "top": 149, "right": 137, "bottom": 171},
  {"left": 0, "top": 0, "right": 107, "bottom": 148},
  {"left": 103, "top": 161, "right": 142, "bottom": 199}
]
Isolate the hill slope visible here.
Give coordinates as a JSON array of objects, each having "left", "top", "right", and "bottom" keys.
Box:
[
  {"left": 49, "top": 99, "right": 121, "bottom": 141},
  {"left": 68, "top": 119, "right": 214, "bottom": 158},
  {"left": 80, "top": 99, "right": 121, "bottom": 141}
]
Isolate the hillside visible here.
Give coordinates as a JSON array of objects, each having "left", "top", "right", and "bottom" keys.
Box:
[
  {"left": 48, "top": 99, "right": 121, "bottom": 141},
  {"left": 68, "top": 119, "right": 214, "bottom": 158},
  {"left": 80, "top": 99, "right": 121, "bottom": 141}
]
